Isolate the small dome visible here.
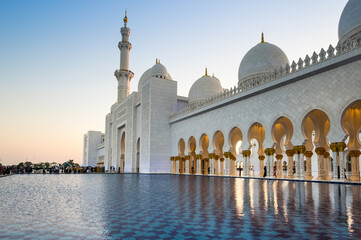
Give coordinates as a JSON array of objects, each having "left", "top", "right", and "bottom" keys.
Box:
[
  {"left": 188, "top": 73, "right": 223, "bottom": 104},
  {"left": 151, "top": 62, "right": 168, "bottom": 78},
  {"left": 338, "top": 0, "right": 361, "bottom": 43},
  {"left": 238, "top": 42, "right": 289, "bottom": 84},
  {"left": 138, "top": 63, "right": 173, "bottom": 91}
]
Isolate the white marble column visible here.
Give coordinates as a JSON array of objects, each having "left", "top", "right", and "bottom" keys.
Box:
[
  {"left": 275, "top": 154, "right": 283, "bottom": 178},
  {"left": 286, "top": 149, "right": 295, "bottom": 179},
  {"left": 265, "top": 148, "right": 275, "bottom": 178},
  {"left": 331, "top": 143, "right": 338, "bottom": 180},
  {"left": 338, "top": 143, "right": 346, "bottom": 181},
  {"left": 350, "top": 150, "right": 361, "bottom": 182},
  {"left": 293, "top": 146, "right": 305, "bottom": 179},
  {"left": 316, "top": 147, "right": 326, "bottom": 180},
  {"left": 340, "top": 151, "right": 345, "bottom": 180},
  {"left": 299, "top": 152, "right": 305, "bottom": 179},
  {"left": 242, "top": 150, "right": 251, "bottom": 177},
  {"left": 259, "top": 155, "right": 265, "bottom": 177},
  {"left": 209, "top": 154, "right": 215, "bottom": 175},
  {"left": 218, "top": 158, "right": 222, "bottom": 175},
  {"left": 196, "top": 154, "right": 201, "bottom": 175},
  {"left": 175, "top": 156, "right": 180, "bottom": 174},
  {"left": 224, "top": 152, "right": 231, "bottom": 176},
  {"left": 304, "top": 151, "right": 313, "bottom": 180},
  {"left": 185, "top": 155, "right": 190, "bottom": 174},
  {"left": 324, "top": 152, "right": 330, "bottom": 180}
]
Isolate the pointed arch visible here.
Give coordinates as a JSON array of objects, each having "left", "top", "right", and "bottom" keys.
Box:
[
  {"left": 247, "top": 122, "right": 265, "bottom": 155},
  {"left": 271, "top": 116, "right": 294, "bottom": 154},
  {"left": 301, "top": 109, "right": 330, "bottom": 150},
  {"left": 341, "top": 100, "right": 361, "bottom": 151},
  {"left": 212, "top": 130, "right": 225, "bottom": 157},
  {"left": 228, "top": 127, "right": 243, "bottom": 156}
]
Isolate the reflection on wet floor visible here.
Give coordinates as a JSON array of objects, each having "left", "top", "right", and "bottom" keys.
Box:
[{"left": 0, "top": 174, "right": 360, "bottom": 239}]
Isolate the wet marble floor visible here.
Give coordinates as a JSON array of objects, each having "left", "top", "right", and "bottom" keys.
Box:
[{"left": 0, "top": 174, "right": 360, "bottom": 239}]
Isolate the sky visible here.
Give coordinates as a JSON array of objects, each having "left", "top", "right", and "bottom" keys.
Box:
[{"left": 0, "top": 0, "right": 348, "bottom": 165}]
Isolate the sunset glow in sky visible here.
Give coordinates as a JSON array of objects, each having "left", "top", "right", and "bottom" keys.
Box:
[{"left": 0, "top": 0, "right": 348, "bottom": 165}]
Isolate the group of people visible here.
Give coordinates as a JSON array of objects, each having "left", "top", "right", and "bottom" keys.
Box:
[
  {"left": 0, "top": 166, "right": 33, "bottom": 175},
  {"left": 0, "top": 165, "right": 105, "bottom": 175}
]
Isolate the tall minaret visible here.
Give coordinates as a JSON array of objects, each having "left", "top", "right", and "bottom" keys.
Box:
[{"left": 114, "top": 10, "right": 134, "bottom": 102}]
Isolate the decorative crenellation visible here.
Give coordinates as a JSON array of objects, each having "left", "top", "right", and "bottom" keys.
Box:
[{"left": 169, "top": 32, "right": 361, "bottom": 120}]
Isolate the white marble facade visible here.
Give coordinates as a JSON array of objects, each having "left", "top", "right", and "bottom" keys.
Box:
[{"left": 84, "top": 0, "right": 361, "bottom": 181}]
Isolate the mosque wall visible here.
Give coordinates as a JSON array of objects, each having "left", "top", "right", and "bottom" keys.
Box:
[
  {"left": 170, "top": 57, "right": 361, "bottom": 162},
  {"left": 83, "top": 131, "right": 103, "bottom": 167},
  {"left": 140, "top": 80, "right": 151, "bottom": 172},
  {"left": 139, "top": 77, "right": 177, "bottom": 173}
]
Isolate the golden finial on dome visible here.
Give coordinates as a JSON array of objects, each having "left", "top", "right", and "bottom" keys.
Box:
[
  {"left": 155, "top": 58, "right": 160, "bottom": 64},
  {"left": 261, "top": 32, "right": 264, "bottom": 43},
  {"left": 204, "top": 67, "right": 208, "bottom": 76},
  {"left": 123, "top": 10, "right": 128, "bottom": 24}
]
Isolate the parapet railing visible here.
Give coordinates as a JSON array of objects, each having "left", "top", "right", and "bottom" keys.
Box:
[{"left": 169, "top": 32, "right": 361, "bottom": 120}]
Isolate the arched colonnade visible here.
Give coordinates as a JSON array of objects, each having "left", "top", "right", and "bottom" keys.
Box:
[{"left": 171, "top": 101, "right": 361, "bottom": 182}]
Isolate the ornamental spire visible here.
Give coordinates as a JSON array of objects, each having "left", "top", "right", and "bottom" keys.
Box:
[
  {"left": 261, "top": 32, "right": 264, "bottom": 43},
  {"left": 205, "top": 67, "right": 208, "bottom": 76},
  {"left": 123, "top": 9, "right": 128, "bottom": 26}
]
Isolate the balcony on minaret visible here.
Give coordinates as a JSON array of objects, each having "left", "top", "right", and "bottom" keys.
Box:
[
  {"left": 115, "top": 69, "right": 134, "bottom": 78},
  {"left": 118, "top": 41, "right": 132, "bottom": 50}
]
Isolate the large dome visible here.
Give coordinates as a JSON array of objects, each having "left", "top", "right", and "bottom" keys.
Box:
[
  {"left": 137, "top": 62, "right": 172, "bottom": 91},
  {"left": 188, "top": 72, "right": 223, "bottom": 104},
  {"left": 238, "top": 41, "right": 289, "bottom": 84},
  {"left": 338, "top": 0, "right": 361, "bottom": 43}
]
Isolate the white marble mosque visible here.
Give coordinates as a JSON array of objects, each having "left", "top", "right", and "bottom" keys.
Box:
[{"left": 83, "top": 0, "right": 361, "bottom": 182}]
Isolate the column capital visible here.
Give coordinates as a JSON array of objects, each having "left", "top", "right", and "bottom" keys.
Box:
[
  {"left": 170, "top": 157, "right": 175, "bottom": 161},
  {"left": 293, "top": 145, "right": 306, "bottom": 154},
  {"left": 209, "top": 153, "right": 216, "bottom": 159},
  {"left": 265, "top": 148, "right": 275, "bottom": 156},
  {"left": 196, "top": 154, "right": 202, "bottom": 159},
  {"left": 285, "top": 149, "right": 295, "bottom": 157},
  {"left": 349, "top": 150, "right": 361, "bottom": 157},
  {"left": 242, "top": 150, "right": 251, "bottom": 157},
  {"left": 324, "top": 152, "right": 330, "bottom": 158},
  {"left": 175, "top": 156, "right": 180, "bottom": 160},
  {"left": 275, "top": 154, "right": 283, "bottom": 160},
  {"left": 184, "top": 155, "right": 190, "bottom": 160},
  {"left": 315, "top": 147, "right": 326, "bottom": 155},
  {"left": 224, "top": 152, "right": 231, "bottom": 158},
  {"left": 330, "top": 143, "right": 338, "bottom": 152},
  {"left": 258, "top": 155, "right": 265, "bottom": 160},
  {"left": 337, "top": 142, "right": 347, "bottom": 151},
  {"left": 304, "top": 151, "right": 313, "bottom": 158}
]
